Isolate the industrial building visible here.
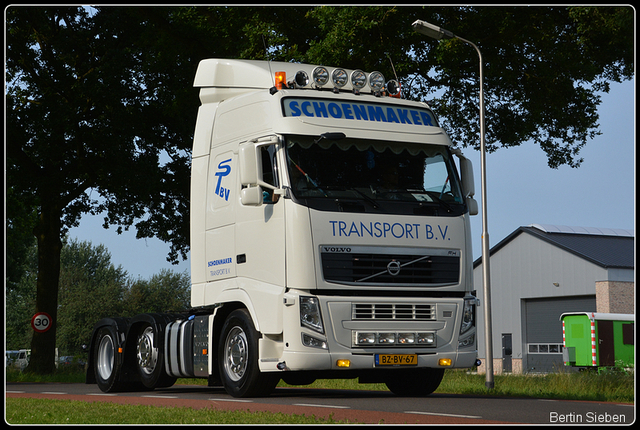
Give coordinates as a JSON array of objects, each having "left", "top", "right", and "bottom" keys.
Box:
[{"left": 473, "top": 224, "right": 634, "bottom": 374}]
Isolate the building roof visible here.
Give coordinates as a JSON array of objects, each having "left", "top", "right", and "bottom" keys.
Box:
[{"left": 474, "top": 224, "right": 635, "bottom": 269}]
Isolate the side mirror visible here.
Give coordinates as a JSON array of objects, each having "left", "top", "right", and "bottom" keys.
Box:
[
  {"left": 458, "top": 157, "right": 475, "bottom": 199},
  {"left": 240, "top": 186, "right": 263, "bottom": 206},
  {"left": 239, "top": 144, "right": 261, "bottom": 186},
  {"left": 466, "top": 196, "right": 478, "bottom": 216},
  {"left": 452, "top": 149, "right": 478, "bottom": 216}
]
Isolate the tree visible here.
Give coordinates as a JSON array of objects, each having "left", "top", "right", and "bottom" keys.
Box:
[
  {"left": 6, "top": 6, "right": 185, "bottom": 373},
  {"left": 6, "top": 238, "right": 190, "bottom": 356},
  {"left": 5, "top": 5, "right": 298, "bottom": 373},
  {"left": 56, "top": 239, "right": 129, "bottom": 356},
  {"left": 297, "top": 6, "right": 634, "bottom": 168},
  {"left": 122, "top": 270, "right": 191, "bottom": 317}
]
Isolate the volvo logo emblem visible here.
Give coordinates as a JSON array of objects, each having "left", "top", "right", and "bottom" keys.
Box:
[{"left": 386, "top": 260, "right": 401, "bottom": 276}]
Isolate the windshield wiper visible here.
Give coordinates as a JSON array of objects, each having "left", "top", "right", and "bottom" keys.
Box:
[
  {"left": 348, "top": 188, "right": 379, "bottom": 209},
  {"left": 425, "top": 191, "right": 453, "bottom": 213}
]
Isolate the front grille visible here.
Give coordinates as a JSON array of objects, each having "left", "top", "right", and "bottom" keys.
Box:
[
  {"left": 321, "top": 247, "right": 460, "bottom": 286},
  {"left": 352, "top": 303, "right": 435, "bottom": 321}
]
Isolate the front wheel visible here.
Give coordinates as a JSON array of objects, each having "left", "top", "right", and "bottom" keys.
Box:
[
  {"left": 218, "top": 309, "right": 279, "bottom": 397},
  {"left": 385, "top": 368, "right": 445, "bottom": 397}
]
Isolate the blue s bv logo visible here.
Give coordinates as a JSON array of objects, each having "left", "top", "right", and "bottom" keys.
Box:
[{"left": 214, "top": 159, "right": 232, "bottom": 201}]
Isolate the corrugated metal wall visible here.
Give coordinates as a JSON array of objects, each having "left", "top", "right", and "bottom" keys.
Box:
[{"left": 524, "top": 296, "right": 596, "bottom": 373}]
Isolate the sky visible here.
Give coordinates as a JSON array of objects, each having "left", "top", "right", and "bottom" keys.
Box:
[{"left": 68, "top": 78, "right": 635, "bottom": 279}]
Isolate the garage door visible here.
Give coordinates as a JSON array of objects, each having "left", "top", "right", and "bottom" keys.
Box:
[{"left": 524, "top": 296, "right": 596, "bottom": 373}]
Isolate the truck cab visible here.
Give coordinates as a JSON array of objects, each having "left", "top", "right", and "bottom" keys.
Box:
[{"left": 190, "top": 59, "right": 479, "bottom": 396}]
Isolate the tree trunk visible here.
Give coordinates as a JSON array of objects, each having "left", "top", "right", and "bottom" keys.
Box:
[{"left": 25, "top": 200, "right": 62, "bottom": 374}]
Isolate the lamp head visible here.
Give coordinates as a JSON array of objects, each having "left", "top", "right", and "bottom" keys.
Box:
[{"left": 412, "top": 20, "right": 454, "bottom": 40}]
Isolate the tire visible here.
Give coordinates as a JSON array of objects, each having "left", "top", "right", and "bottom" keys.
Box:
[
  {"left": 218, "top": 309, "right": 279, "bottom": 397},
  {"left": 135, "top": 323, "right": 176, "bottom": 389},
  {"left": 94, "top": 326, "right": 122, "bottom": 392},
  {"left": 385, "top": 368, "right": 445, "bottom": 397}
]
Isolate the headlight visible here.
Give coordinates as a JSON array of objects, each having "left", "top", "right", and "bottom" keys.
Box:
[
  {"left": 377, "top": 332, "right": 396, "bottom": 345},
  {"left": 460, "top": 296, "right": 477, "bottom": 335},
  {"left": 417, "top": 332, "right": 436, "bottom": 345},
  {"left": 300, "top": 296, "right": 324, "bottom": 333},
  {"left": 302, "top": 333, "right": 327, "bottom": 349},
  {"left": 354, "top": 332, "right": 376, "bottom": 345},
  {"left": 397, "top": 333, "right": 415, "bottom": 345}
]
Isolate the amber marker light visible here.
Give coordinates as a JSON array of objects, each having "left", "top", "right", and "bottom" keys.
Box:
[{"left": 336, "top": 359, "right": 351, "bottom": 368}]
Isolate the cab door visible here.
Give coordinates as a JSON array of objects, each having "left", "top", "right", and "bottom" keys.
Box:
[{"left": 235, "top": 142, "right": 286, "bottom": 287}]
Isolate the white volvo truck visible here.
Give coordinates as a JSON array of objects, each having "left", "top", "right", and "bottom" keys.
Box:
[{"left": 87, "top": 59, "right": 480, "bottom": 397}]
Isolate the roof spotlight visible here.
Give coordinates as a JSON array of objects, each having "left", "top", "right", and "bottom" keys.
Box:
[
  {"left": 368, "top": 71, "right": 385, "bottom": 93},
  {"left": 331, "top": 68, "right": 348, "bottom": 88},
  {"left": 294, "top": 70, "right": 309, "bottom": 88},
  {"left": 386, "top": 80, "right": 401, "bottom": 97},
  {"left": 350, "top": 70, "right": 367, "bottom": 92},
  {"left": 312, "top": 66, "right": 329, "bottom": 87}
]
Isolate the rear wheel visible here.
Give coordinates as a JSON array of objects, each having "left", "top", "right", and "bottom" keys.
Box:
[
  {"left": 384, "top": 368, "right": 445, "bottom": 397},
  {"left": 135, "top": 324, "right": 176, "bottom": 389},
  {"left": 218, "top": 309, "right": 279, "bottom": 397},
  {"left": 94, "top": 326, "right": 121, "bottom": 392}
]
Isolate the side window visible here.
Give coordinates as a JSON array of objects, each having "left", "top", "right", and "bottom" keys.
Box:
[{"left": 260, "top": 145, "right": 279, "bottom": 203}]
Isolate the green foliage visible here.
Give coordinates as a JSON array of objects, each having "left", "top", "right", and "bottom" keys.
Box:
[
  {"left": 56, "top": 240, "right": 129, "bottom": 355},
  {"left": 5, "top": 243, "right": 38, "bottom": 350},
  {"left": 5, "top": 239, "right": 190, "bottom": 356},
  {"left": 122, "top": 269, "right": 191, "bottom": 315}
]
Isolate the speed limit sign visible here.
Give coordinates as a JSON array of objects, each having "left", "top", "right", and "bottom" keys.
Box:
[{"left": 31, "top": 312, "right": 52, "bottom": 333}]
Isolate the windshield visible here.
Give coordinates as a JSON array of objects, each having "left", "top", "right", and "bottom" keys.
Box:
[{"left": 285, "top": 135, "right": 465, "bottom": 216}]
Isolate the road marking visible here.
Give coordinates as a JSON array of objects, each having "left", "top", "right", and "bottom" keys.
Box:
[
  {"left": 208, "top": 398, "right": 253, "bottom": 403},
  {"left": 87, "top": 393, "right": 118, "bottom": 396},
  {"left": 405, "top": 411, "right": 482, "bottom": 419},
  {"left": 6, "top": 391, "right": 26, "bottom": 394},
  {"left": 141, "top": 395, "right": 179, "bottom": 399},
  {"left": 41, "top": 392, "right": 68, "bottom": 395},
  {"left": 293, "top": 403, "right": 350, "bottom": 409}
]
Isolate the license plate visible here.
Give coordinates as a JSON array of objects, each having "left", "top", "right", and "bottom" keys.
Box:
[{"left": 375, "top": 354, "right": 417, "bottom": 366}]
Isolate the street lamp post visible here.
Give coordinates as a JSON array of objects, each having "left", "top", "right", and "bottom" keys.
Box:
[{"left": 412, "top": 19, "right": 494, "bottom": 389}]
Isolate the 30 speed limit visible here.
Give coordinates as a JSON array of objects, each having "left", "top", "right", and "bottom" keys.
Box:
[{"left": 31, "top": 312, "right": 52, "bottom": 333}]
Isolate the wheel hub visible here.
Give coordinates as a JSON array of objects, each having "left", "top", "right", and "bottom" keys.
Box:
[
  {"left": 136, "top": 327, "right": 158, "bottom": 375},
  {"left": 224, "top": 327, "right": 248, "bottom": 381}
]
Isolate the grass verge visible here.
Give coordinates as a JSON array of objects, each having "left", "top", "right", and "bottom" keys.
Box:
[
  {"left": 436, "top": 369, "right": 634, "bottom": 403},
  {"left": 5, "top": 398, "right": 347, "bottom": 424}
]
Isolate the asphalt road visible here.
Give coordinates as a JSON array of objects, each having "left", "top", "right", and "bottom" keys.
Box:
[{"left": 6, "top": 382, "right": 635, "bottom": 425}]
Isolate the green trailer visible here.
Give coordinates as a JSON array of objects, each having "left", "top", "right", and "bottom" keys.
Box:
[{"left": 560, "top": 312, "right": 634, "bottom": 369}]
